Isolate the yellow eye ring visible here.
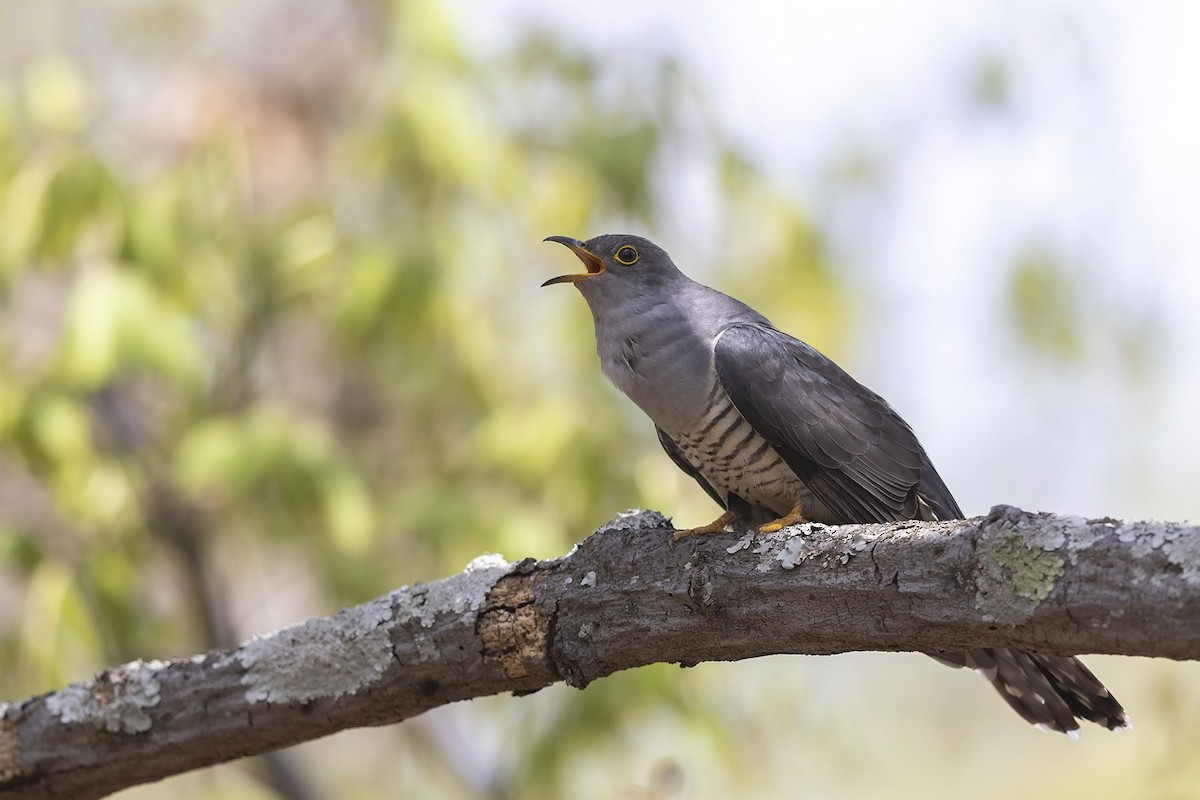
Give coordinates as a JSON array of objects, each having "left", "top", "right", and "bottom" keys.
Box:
[{"left": 615, "top": 245, "right": 639, "bottom": 265}]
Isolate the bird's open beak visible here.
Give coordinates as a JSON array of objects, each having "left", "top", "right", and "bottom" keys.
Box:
[{"left": 541, "top": 236, "right": 605, "bottom": 286}]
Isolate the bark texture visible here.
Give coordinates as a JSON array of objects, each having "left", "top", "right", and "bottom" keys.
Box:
[{"left": 2, "top": 505, "right": 1198, "bottom": 799}]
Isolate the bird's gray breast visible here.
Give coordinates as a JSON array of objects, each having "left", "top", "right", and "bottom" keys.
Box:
[
  {"left": 594, "top": 304, "right": 715, "bottom": 431},
  {"left": 595, "top": 311, "right": 809, "bottom": 517}
]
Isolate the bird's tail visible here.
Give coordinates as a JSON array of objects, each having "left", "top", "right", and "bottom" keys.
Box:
[{"left": 930, "top": 648, "right": 1130, "bottom": 737}]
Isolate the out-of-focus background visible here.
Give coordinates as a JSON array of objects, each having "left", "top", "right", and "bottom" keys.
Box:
[{"left": 1, "top": 1, "right": 1197, "bottom": 797}]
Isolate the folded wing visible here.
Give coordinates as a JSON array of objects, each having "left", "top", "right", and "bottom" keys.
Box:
[{"left": 713, "top": 323, "right": 961, "bottom": 523}]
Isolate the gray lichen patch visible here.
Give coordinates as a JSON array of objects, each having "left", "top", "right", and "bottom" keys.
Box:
[
  {"left": 775, "top": 534, "right": 821, "bottom": 571},
  {"left": 395, "top": 554, "right": 512, "bottom": 630},
  {"left": 45, "top": 659, "right": 166, "bottom": 734},
  {"left": 725, "top": 532, "right": 755, "bottom": 554},
  {"left": 1163, "top": 532, "right": 1200, "bottom": 587},
  {"left": 772, "top": 524, "right": 870, "bottom": 571},
  {"left": 1116, "top": 520, "right": 1173, "bottom": 558},
  {"left": 224, "top": 595, "right": 395, "bottom": 705},
  {"left": 225, "top": 554, "right": 515, "bottom": 705},
  {"left": 1023, "top": 520, "right": 1066, "bottom": 551},
  {"left": 1054, "top": 514, "right": 1105, "bottom": 563},
  {"left": 975, "top": 525, "right": 1066, "bottom": 625},
  {"left": 597, "top": 509, "right": 672, "bottom": 534},
  {"left": 1118, "top": 521, "right": 1200, "bottom": 586}
]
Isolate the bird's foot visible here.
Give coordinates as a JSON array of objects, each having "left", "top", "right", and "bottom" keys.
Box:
[
  {"left": 757, "top": 502, "right": 807, "bottom": 534},
  {"left": 672, "top": 510, "right": 740, "bottom": 541}
]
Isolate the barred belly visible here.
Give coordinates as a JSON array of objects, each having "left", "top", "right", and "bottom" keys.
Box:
[{"left": 671, "top": 386, "right": 815, "bottom": 518}]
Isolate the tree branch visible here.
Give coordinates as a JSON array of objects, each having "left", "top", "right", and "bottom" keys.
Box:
[{"left": 2, "top": 505, "right": 1198, "bottom": 798}]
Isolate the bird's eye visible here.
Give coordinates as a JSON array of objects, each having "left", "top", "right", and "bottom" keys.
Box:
[{"left": 615, "top": 245, "right": 639, "bottom": 265}]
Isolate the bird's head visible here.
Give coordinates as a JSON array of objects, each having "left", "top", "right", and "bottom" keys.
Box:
[{"left": 541, "top": 234, "right": 683, "bottom": 301}]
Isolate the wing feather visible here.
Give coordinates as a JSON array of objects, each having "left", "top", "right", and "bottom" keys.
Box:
[{"left": 713, "top": 323, "right": 961, "bottom": 523}]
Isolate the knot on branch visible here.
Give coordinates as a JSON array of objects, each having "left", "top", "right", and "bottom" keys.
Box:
[{"left": 479, "top": 573, "right": 555, "bottom": 683}]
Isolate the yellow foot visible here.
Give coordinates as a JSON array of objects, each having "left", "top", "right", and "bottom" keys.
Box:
[
  {"left": 672, "top": 510, "right": 739, "bottom": 541},
  {"left": 757, "top": 502, "right": 807, "bottom": 534}
]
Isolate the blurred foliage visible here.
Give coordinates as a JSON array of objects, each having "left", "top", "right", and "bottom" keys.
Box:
[
  {"left": 0, "top": 1, "right": 843, "bottom": 797},
  {"left": 2, "top": 2, "right": 1195, "bottom": 799},
  {"left": 1005, "top": 241, "right": 1163, "bottom": 384}
]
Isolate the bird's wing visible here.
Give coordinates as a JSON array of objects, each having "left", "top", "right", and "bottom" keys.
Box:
[
  {"left": 655, "top": 425, "right": 727, "bottom": 508},
  {"left": 713, "top": 323, "right": 962, "bottom": 523}
]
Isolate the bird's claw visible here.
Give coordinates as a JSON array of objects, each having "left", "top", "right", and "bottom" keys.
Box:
[
  {"left": 672, "top": 510, "right": 739, "bottom": 541},
  {"left": 756, "top": 502, "right": 807, "bottom": 534}
]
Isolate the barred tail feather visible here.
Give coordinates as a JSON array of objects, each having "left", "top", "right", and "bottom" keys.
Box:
[{"left": 931, "top": 648, "right": 1129, "bottom": 735}]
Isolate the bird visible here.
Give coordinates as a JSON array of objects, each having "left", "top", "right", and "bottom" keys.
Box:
[{"left": 542, "top": 232, "right": 1129, "bottom": 737}]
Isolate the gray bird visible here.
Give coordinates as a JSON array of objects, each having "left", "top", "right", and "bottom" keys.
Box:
[{"left": 543, "top": 232, "right": 1129, "bottom": 736}]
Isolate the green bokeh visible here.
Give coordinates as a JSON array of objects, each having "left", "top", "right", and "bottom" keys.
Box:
[{"left": 0, "top": 3, "right": 1195, "bottom": 799}]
